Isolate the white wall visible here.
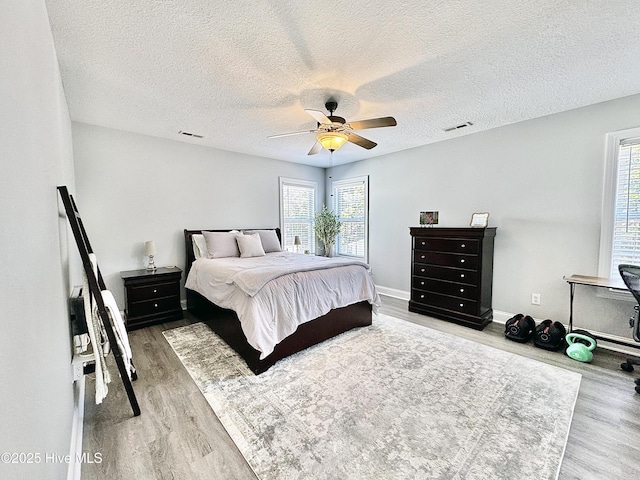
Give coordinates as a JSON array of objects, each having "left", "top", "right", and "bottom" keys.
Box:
[
  {"left": 0, "top": 2, "right": 76, "bottom": 480},
  {"left": 327, "top": 94, "right": 640, "bottom": 339},
  {"left": 72, "top": 122, "right": 326, "bottom": 307}
]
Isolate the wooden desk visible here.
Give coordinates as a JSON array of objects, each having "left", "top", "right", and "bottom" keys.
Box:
[{"left": 564, "top": 274, "right": 627, "bottom": 332}]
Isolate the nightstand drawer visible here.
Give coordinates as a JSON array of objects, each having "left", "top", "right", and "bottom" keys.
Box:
[
  {"left": 127, "top": 295, "right": 181, "bottom": 318},
  {"left": 412, "top": 277, "right": 478, "bottom": 300},
  {"left": 413, "top": 250, "right": 478, "bottom": 270},
  {"left": 127, "top": 281, "right": 179, "bottom": 302}
]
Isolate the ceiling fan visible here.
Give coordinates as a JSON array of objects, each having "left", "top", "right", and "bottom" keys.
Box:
[{"left": 269, "top": 99, "right": 397, "bottom": 155}]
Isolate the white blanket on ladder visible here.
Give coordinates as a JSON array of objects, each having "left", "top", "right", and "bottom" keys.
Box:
[{"left": 82, "top": 254, "right": 134, "bottom": 404}]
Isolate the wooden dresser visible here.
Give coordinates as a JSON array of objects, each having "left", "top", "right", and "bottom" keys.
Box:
[
  {"left": 120, "top": 266, "right": 183, "bottom": 330},
  {"left": 409, "top": 227, "right": 496, "bottom": 330}
]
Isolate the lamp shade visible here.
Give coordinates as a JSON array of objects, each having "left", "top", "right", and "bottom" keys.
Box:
[
  {"left": 144, "top": 240, "right": 157, "bottom": 256},
  {"left": 294, "top": 235, "right": 301, "bottom": 246},
  {"left": 317, "top": 132, "right": 348, "bottom": 152}
]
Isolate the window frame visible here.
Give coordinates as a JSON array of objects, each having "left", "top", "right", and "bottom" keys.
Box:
[
  {"left": 598, "top": 126, "right": 640, "bottom": 301},
  {"left": 279, "top": 177, "right": 317, "bottom": 254},
  {"left": 332, "top": 175, "right": 369, "bottom": 262}
]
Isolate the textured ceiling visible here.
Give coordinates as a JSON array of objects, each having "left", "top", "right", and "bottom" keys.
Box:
[{"left": 45, "top": 1, "right": 640, "bottom": 167}]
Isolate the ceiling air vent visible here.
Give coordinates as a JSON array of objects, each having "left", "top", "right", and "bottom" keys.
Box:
[
  {"left": 443, "top": 122, "right": 473, "bottom": 133},
  {"left": 179, "top": 130, "right": 203, "bottom": 139}
]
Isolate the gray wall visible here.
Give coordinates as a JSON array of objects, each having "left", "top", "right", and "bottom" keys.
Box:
[
  {"left": 0, "top": 2, "right": 76, "bottom": 480},
  {"left": 327, "top": 94, "right": 640, "bottom": 340},
  {"left": 72, "top": 122, "right": 326, "bottom": 307}
]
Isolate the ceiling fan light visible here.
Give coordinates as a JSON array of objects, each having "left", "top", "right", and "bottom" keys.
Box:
[{"left": 317, "top": 132, "right": 348, "bottom": 152}]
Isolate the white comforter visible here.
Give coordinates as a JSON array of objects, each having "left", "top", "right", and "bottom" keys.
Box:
[{"left": 185, "top": 252, "right": 380, "bottom": 359}]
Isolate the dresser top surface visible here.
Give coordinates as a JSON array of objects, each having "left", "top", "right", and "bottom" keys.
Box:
[{"left": 410, "top": 227, "right": 496, "bottom": 237}]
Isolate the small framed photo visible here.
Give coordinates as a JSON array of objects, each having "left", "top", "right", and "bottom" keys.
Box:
[
  {"left": 470, "top": 212, "right": 489, "bottom": 228},
  {"left": 420, "top": 211, "right": 439, "bottom": 226}
]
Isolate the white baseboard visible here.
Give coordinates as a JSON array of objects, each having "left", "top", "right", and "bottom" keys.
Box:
[
  {"left": 67, "top": 375, "right": 85, "bottom": 480},
  {"left": 376, "top": 285, "right": 410, "bottom": 301},
  {"left": 377, "top": 291, "right": 639, "bottom": 356}
]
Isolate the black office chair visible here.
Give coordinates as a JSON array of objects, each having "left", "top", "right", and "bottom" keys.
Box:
[{"left": 617, "top": 264, "right": 640, "bottom": 394}]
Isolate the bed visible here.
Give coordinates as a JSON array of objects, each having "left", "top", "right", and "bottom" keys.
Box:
[{"left": 184, "top": 228, "right": 380, "bottom": 374}]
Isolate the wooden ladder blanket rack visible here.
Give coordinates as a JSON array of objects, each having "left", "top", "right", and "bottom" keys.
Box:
[{"left": 58, "top": 185, "right": 140, "bottom": 416}]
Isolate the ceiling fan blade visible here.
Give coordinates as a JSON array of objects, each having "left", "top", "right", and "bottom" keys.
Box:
[
  {"left": 308, "top": 141, "right": 322, "bottom": 155},
  {"left": 347, "top": 133, "right": 377, "bottom": 150},
  {"left": 268, "top": 130, "right": 315, "bottom": 139},
  {"left": 305, "top": 109, "right": 332, "bottom": 125},
  {"left": 348, "top": 117, "right": 397, "bottom": 130}
]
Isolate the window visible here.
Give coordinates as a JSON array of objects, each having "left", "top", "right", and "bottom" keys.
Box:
[
  {"left": 599, "top": 127, "right": 640, "bottom": 282},
  {"left": 279, "top": 178, "right": 317, "bottom": 253},
  {"left": 333, "top": 176, "right": 369, "bottom": 260}
]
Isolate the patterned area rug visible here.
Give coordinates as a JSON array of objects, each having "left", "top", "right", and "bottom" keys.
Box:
[{"left": 163, "top": 314, "right": 581, "bottom": 480}]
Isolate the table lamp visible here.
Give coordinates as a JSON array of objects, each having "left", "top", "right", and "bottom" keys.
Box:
[{"left": 145, "top": 240, "right": 157, "bottom": 270}]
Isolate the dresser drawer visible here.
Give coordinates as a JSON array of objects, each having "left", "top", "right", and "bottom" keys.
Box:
[
  {"left": 412, "top": 277, "right": 478, "bottom": 300},
  {"left": 413, "top": 250, "right": 478, "bottom": 270},
  {"left": 127, "top": 281, "right": 179, "bottom": 302},
  {"left": 127, "top": 295, "right": 181, "bottom": 318},
  {"left": 411, "top": 289, "right": 477, "bottom": 315},
  {"left": 413, "top": 264, "right": 478, "bottom": 284},
  {"left": 414, "top": 237, "right": 479, "bottom": 254}
]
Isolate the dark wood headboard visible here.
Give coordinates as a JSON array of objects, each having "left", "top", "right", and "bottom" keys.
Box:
[{"left": 183, "top": 228, "right": 282, "bottom": 278}]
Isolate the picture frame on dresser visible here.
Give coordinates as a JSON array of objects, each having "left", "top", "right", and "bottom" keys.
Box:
[
  {"left": 470, "top": 212, "right": 490, "bottom": 228},
  {"left": 420, "top": 211, "right": 439, "bottom": 226}
]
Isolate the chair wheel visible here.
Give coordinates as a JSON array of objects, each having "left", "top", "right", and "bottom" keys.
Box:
[
  {"left": 621, "top": 362, "right": 635, "bottom": 372},
  {"left": 635, "top": 378, "right": 640, "bottom": 386},
  {"left": 636, "top": 385, "right": 640, "bottom": 395}
]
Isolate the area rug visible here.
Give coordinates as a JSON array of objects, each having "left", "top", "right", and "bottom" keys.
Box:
[{"left": 163, "top": 314, "right": 581, "bottom": 480}]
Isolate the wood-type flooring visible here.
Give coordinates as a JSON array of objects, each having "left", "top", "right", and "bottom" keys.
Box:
[{"left": 81, "top": 296, "right": 640, "bottom": 479}]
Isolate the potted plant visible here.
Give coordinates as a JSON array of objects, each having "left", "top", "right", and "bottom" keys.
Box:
[{"left": 314, "top": 205, "right": 341, "bottom": 257}]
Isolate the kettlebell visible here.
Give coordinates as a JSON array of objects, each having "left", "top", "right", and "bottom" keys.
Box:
[{"left": 565, "top": 333, "right": 597, "bottom": 363}]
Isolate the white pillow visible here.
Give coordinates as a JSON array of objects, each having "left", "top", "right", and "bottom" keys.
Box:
[
  {"left": 236, "top": 233, "right": 266, "bottom": 258},
  {"left": 192, "top": 234, "right": 209, "bottom": 259},
  {"left": 203, "top": 231, "right": 242, "bottom": 258},
  {"left": 242, "top": 229, "right": 281, "bottom": 253}
]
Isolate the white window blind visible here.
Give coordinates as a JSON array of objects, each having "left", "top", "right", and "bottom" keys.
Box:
[
  {"left": 610, "top": 137, "right": 640, "bottom": 276},
  {"left": 333, "top": 176, "right": 368, "bottom": 259},
  {"left": 280, "top": 178, "right": 316, "bottom": 253}
]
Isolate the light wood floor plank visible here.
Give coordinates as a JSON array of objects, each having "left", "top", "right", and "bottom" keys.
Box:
[{"left": 81, "top": 296, "right": 640, "bottom": 479}]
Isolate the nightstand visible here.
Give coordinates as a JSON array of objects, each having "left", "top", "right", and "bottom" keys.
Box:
[{"left": 120, "top": 266, "right": 183, "bottom": 330}]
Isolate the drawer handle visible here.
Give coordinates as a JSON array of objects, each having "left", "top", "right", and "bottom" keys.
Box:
[
  {"left": 460, "top": 259, "right": 465, "bottom": 263},
  {"left": 421, "top": 281, "right": 425, "bottom": 286},
  {"left": 459, "top": 303, "right": 464, "bottom": 307},
  {"left": 461, "top": 244, "right": 466, "bottom": 248},
  {"left": 154, "top": 303, "right": 158, "bottom": 308},
  {"left": 460, "top": 274, "right": 465, "bottom": 278},
  {"left": 420, "top": 294, "right": 425, "bottom": 299},
  {"left": 421, "top": 241, "right": 426, "bottom": 246},
  {"left": 460, "top": 288, "right": 464, "bottom": 293},
  {"left": 421, "top": 268, "right": 426, "bottom": 273},
  {"left": 421, "top": 255, "right": 425, "bottom": 259},
  {"left": 153, "top": 289, "right": 157, "bottom": 293}
]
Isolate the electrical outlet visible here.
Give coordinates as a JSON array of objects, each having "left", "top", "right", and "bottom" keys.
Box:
[
  {"left": 72, "top": 362, "right": 84, "bottom": 382},
  {"left": 531, "top": 293, "right": 541, "bottom": 305}
]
